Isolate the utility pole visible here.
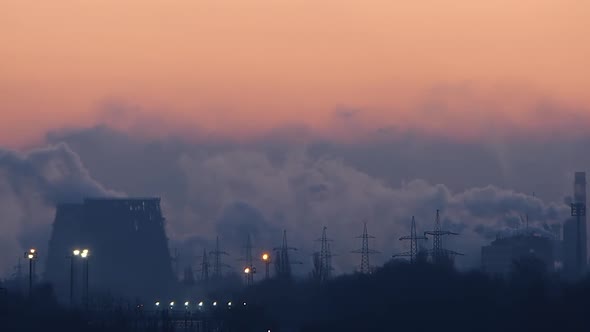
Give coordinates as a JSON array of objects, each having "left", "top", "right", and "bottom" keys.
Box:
[
  {"left": 393, "top": 216, "right": 428, "bottom": 263},
  {"left": 351, "top": 222, "right": 380, "bottom": 274},
  {"left": 424, "top": 210, "right": 462, "bottom": 265},
  {"left": 210, "top": 237, "right": 229, "bottom": 279}
]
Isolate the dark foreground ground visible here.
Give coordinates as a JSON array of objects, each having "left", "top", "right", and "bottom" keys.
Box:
[{"left": 1, "top": 259, "right": 589, "bottom": 332}]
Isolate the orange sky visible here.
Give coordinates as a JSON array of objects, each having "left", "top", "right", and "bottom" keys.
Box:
[{"left": 1, "top": 0, "right": 589, "bottom": 146}]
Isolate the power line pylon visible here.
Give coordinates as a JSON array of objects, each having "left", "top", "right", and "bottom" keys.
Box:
[
  {"left": 240, "top": 234, "right": 256, "bottom": 285},
  {"left": 351, "top": 222, "right": 380, "bottom": 274},
  {"left": 423, "top": 210, "right": 463, "bottom": 264},
  {"left": 393, "top": 216, "right": 428, "bottom": 263},
  {"left": 197, "top": 248, "right": 210, "bottom": 282},
  {"left": 171, "top": 248, "right": 180, "bottom": 281},
  {"left": 210, "top": 236, "right": 229, "bottom": 279},
  {"left": 274, "top": 230, "right": 300, "bottom": 280},
  {"left": 315, "top": 226, "right": 333, "bottom": 282},
  {"left": 183, "top": 266, "right": 196, "bottom": 285}
]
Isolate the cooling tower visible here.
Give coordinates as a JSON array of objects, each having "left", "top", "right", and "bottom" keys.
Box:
[{"left": 44, "top": 198, "right": 176, "bottom": 300}]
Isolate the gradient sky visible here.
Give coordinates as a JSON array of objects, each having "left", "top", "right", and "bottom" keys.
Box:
[{"left": 2, "top": 1, "right": 589, "bottom": 146}]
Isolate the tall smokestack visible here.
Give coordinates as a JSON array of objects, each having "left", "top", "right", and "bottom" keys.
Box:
[
  {"left": 574, "top": 172, "right": 587, "bottom": 272},
  {"left": 564, "top": 172, "right": 588, "bottom": 278}
]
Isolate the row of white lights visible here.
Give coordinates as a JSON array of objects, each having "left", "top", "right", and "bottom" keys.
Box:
[{"left": 154, "top": 301, "right": 246, "bottom": 308}]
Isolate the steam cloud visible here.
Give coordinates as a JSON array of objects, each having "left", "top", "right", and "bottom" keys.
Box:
[
  {"left": 0, "top": 129, "right": 574, "bottom": 278},
  {"left": 174, "top": 150, "right": 568, "bottom": 273},
  {"left": 0, "top": 143, "right": 120, "bottom": 276}
]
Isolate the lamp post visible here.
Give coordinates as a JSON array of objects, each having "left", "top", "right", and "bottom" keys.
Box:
[
  {"left": 70, "top": 249, "right": 80, "bottom": 306},
  {"left": 24, "top": 248, "right": 37, "bottom": 299},
  {"left": 80, "top": 249, "right": 90, "bottom": 310},
  {"left": 262, "top": 253, "right": 271, "bottom": 279},
  {"left": 243, "top": 266, "right": 256, "bottom": 286},
  {"left": 70, "top": 248, "right": 90, "bottom": 308}
]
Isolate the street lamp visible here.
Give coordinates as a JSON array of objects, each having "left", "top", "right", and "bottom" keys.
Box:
[
  {"left": 244, "top": 266, "right": 256, "bottom": 286},
  {"left": 80, "top": 249, "right": 90, "bottom": 310},
  {"left": 24, "top": 248, "right": 37, "bottom": 298},
  {"left": 70, "top": 249, "right": 79, "bottom": 306},
  {"left": 262, "top": 253, "right": 271, "bottom": 279},
  {"left": 70, "top": 248, "right": 90, "bottom": 308}
]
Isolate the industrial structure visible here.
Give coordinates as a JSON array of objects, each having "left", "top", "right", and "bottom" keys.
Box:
[
  {"left": 563, "top": 172, "right": 588, "bottom": 278},
  {"left": 312, "top": 227, "right": 333, "bottom": 282},
  {"left": 424, "top": 210, "right": 462, "bottom": 265},
  {"left": 393, "top": 216, "right": 428, "bottom": 263},
  {"left": 210, "top": 236, "right": 229, "bottom": 279},
  {"left": 198, "top": 248, "right": 210, "bottom": 282},
  {"left": 481, "top": 233, "right": 554, "bottom": 276},
  {"left": 352, "top": 222, "right": 379, "bottom": 274},
  {"left": 241, "top": 234, "right": 255, "bottom": 285},
  {"left": 44, "top": 198, "right": 176, "bottom": 301},
  {"left": 33, "top": 173, "right": 588, "bottom": 300},
  {"left": 274, "top": 230, "right": 299, "bottom": 280}
]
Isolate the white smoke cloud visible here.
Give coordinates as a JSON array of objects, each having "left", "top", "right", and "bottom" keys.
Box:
[
  {"left": 172, "top": 149, "right": 569, "bottom": 273},
  {"left": 0, "top": 137, "right": 571, "bottom": 278},
  {"left": 0, "top": 143, "right": 121, "bottom": 277}
]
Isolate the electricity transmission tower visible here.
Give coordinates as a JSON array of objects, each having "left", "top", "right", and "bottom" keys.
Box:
[
  {"left": 210, "top": 236, "right": 229, "bottom": 279},
  {"left": 315, "top": 226, "right": 333, "bottom": 282},
  {"left": 393, "top": 216, "right": 428, "bottom": 263},
  {"left": 424, "top": 210, "right": 463, "bottom": 264},
  {"left": 240, "top": 234, "right": 256, "bottom": 286},
  {"left": 352, "top": 222, "right": 380, "bottom": 274},
  {"left": 183, "top": 266, "right": 196, "bottom": 285},
  {"left": 171, "top": 248, "right": 180, "bottom": 281},
  {"left": 274, "top": 230, "right": 300, "bottom": 280},
  {"left": 198, "top": 248, "right": 210, "bottom": 282}
]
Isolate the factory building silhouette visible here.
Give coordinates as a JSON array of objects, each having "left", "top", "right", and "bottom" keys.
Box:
[
  {"left": 480, "top": 172, "right": 588, "bottom": 278},
  {"left": 44, "top": 198, "right": 176, "bottom": 301},
  {"left": 481, "top": 233, "right": 554, "bottom": 276}
]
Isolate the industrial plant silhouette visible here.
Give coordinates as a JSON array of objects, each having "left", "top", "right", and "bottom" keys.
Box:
[{"left": 1, "top": 173, "right": 590, "bottom": 331}]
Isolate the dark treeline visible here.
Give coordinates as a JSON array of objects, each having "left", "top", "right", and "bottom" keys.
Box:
[
  {"left": 243, "top": 259, "right": 590, "bottom": 332},
  {"left": 2, "top": 259, "right": 590, "bottom": 331}
]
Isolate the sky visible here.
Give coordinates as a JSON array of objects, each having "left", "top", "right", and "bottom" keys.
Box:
[
  {"left": 1, "top": 1, "right": 589, "bottom": 277},
  {"left": 1, "top": 1, "right": 590, "bottom": 145}
]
